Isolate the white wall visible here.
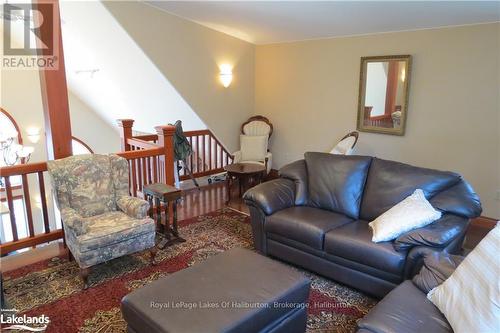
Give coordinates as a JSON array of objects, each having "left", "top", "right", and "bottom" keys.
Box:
[
  {"left": 255, "top": 23, "right": 500, "bottom": 218},
  {"left": 59, "top": 1, "right": 207, "bottom": 137},
  {"left": 103, "top": 1, "right": 255, "bottom": 152},
  {"left": 69, "top": 93, "right": 120, "bottom": 154}
]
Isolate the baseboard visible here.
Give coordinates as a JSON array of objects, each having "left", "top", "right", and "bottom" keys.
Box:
[{"left": 471, "top": 216, "right": 498, "bottom": 230}]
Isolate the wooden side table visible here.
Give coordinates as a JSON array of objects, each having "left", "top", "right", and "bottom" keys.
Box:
[
  {"left": 224, "top": 163, "right": 266, "bottom": 204},
  {"left": 143, "top": 183, "right": 185, "bottom": 249}
]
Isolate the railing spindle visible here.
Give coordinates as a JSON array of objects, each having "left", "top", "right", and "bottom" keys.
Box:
[
  {"left": 131, "top": 159, "right": 138, "bottom": 197},
  {"left": 142, "top": 158, "right": 147, "bottom": 187},
  {"left": 202, "top": 135, "right": 206, "bottom": 172},
  {"left": 4, "top": 177, "right": 18, "bottom": 241},
  {"left": 38, "top": 172, "right": 50, "bottom": 233},
  {"left": 21, "top": 174, "right": 35, "bottom": 237},
  {"left": 153, "top": 156, "right": 158, "bottom": 182}
]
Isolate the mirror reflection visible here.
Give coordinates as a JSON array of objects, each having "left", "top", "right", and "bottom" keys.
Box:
[{"left": 357, "top": 55, "right": 411, "bottom": 135}]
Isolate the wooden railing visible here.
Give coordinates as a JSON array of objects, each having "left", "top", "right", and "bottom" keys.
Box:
[
  {"left": 0, "top": 162, "right": 62, "bottom": 254},
  {"left": 116, "top": 148, "right": 163, "bottom": 198},
  {"left": 1, "top": 119, "right": 230, "bottom": 256},
  {"left": 0, "top": 122, "right": 176, "bottom": 256},
  {"left": 117, "top": 120, "right": 233, "bottom": 182},
  {"left": 180, "top": 129, "right": 233, "bottom": 181}
]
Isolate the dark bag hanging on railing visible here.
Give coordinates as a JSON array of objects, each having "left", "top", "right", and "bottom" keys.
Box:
[
  {"left": 170, "top": 120, "right": 199, "bottom": 189},
  {"left": 171, "top": 120, "right": 193, "bottom": 161}
]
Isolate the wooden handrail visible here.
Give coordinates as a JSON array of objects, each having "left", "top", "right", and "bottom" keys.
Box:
[
  {"left": 126, "top": 138, "right": 159, "bottom": 150},
  {"left": 180, "top": 129, "right": 233, "bottom": 181},
  {"left": 117, "top": 147, "right": 163, "bottom": 159},
  {"left": 133, "top": 134, "right": 158, "bottom": 142},
  {"left": 0, "top": 161, "right": 47, "bottom": 177}
]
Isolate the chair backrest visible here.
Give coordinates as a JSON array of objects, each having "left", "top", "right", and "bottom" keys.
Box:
[
  {"left": 330, "top": 131, "right": 359, "bottom": 155},
  {"left": 241, "top": 116, "right": 273, "bottom": 138},
  {"left": 47, "top": 154, "right": 129, "bottom": 217}
]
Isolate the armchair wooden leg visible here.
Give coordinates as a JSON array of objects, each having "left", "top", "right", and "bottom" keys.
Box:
[
  {"left": 149, "top": 247, "right": 158, "bottom": 266},
  {"left": 80, "top": 267, "right": 91, "bottom": 289},
  {"left": 68, "top": 250, "right": 74, "bottom": 262}
]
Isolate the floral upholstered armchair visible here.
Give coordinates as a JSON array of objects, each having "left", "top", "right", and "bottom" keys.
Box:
[{"left": 48, "top": 154, "right": 156, "bottom": 289}]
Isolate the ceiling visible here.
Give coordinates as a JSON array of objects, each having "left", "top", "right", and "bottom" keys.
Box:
[{"left": 146, "top": 1, "right": 500, "bottom": 44}]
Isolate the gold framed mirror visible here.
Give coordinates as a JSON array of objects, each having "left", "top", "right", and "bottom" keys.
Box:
[{"left": 356, "top": 55, "right": 412, "bottom": 135}]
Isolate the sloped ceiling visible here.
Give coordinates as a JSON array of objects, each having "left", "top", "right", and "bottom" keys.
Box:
[{"left": 59, "top": 1, "right": 206, "bottom": 134}]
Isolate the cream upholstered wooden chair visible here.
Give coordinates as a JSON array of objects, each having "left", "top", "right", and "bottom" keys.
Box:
[
  {"left": 330, "top": 131, "right": 359, "bottom": 155},
  {"left": 233, "top": 116, "right": 273, "bottom": 174}
]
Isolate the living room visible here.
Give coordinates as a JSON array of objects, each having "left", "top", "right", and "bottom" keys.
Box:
[{"left": 1, "top": 1, "right": 499, "bottom": 332}]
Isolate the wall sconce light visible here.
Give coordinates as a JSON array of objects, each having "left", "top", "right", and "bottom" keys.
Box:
[
  {"left": 219, "top": 64, "right": 233, "bottom": 88},
  {"left": 26, "top": 127, "right": 41, "bottom": 143},
  {"left": 401, "top": 68, "right": 406, "bottom": 82}
]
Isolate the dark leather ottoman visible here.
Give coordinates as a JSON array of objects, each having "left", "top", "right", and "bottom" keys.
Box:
[{"left": 121, "top": 248, "right": 311, "bottom": 333}]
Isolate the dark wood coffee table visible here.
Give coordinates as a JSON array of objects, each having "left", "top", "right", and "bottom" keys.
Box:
[{"left": 224, "top": 163, "right": 266, "bottom": 204}]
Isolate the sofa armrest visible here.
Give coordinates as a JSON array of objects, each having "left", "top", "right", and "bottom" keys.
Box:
[
  {"left": 404, "top": 246, "right": 444, "bottom": 279},
  {"left": 394, "top": 214, "right": 468, "bottom": 252},
  {"left": 412, "top": 252, "right": 464, "bottom": 293},
  {"left": 117, "top": 196, "right": 150, "bottom": 219},
  {"left": 61, "top": 208, "right": 87, "bottom": 236},
  {"left": 243, "top": 178, "right": 296, "bottom": 254},
  {"left": 243, "top": 178, "right": 296, "bottom": 216}
]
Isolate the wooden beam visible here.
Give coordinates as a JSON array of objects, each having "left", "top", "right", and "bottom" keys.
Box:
[{"left": 33, "top": 0, "right": 73, "bottom": 159}]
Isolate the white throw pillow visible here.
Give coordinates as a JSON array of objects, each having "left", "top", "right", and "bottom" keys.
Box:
[
  {"left": 240, "top": 135, "right": 268, "bottom": 162},
  {"left": 369, "top": 189, "right": 442, "bottom": 242},
  {"left": 427, "top": 224, "right": 500, "bottom": 333}
]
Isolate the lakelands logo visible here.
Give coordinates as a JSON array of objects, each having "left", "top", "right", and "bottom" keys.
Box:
[
  {"left": 1, "top": 2, "right": 58, "bottom": 70},
  {"left": 1, "top": 309, "right": 49, "bottom": 332}
]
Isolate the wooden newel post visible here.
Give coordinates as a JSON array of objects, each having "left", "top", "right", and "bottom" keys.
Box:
[
  {"left": 155, "top": 125, "right": 176, "bottom": 186},
  {"left": 117, "top": 119, "right": 134, "bottom": 151}
]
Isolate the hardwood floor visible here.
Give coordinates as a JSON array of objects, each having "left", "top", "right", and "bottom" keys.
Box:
[{"left": 1, "top": 180, "right": 493, "bottom": 272}]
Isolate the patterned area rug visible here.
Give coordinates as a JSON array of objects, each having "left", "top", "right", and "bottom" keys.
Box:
[{"left": 3, "top": 208, "right": 376, "bottom": 332}]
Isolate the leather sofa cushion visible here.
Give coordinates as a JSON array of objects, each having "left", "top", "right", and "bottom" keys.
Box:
[
  {"left": 305, "top": 153, "right": 372, "bottom": 219},
  {"left": 324, "top": 220, "right": 406, "bottom": 275},
  {"left": 358, "top": 280, "right": 453, "bottom": 333},
  {"left": 360, "top": 158, "right": 461, "bottom": 221},
  {"left": 357, "top": 280, "right": 452, "bottom": 333},
  {"left": 266, "top": 206, "right": 353, "bottom": 250}
]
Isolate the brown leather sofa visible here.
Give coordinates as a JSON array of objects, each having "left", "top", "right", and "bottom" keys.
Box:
[
  {"left": 357, "top": 252, "right": 463, "bottom": 333},
  {"left": 244, "top": 153, "right": 481, "bottom": 298}
]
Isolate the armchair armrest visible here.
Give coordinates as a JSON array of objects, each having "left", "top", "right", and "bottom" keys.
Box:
[
  {"left": 243, "top": 178, "right": 296, "bottom": 215},
  {"left": 117, "top": 196, "right": 150, "bottom": 219},
  {"left": 394, "top": 214, "right": 468, "bottom": 252},
  {"left": 61, "top": 208, "right": 87, "bottom": 236},
  {"left": 404, "top": 246, "right": 443, "bottom": 279}
]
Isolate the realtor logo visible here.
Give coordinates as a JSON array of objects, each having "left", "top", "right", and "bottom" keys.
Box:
[
  {"left": 1, "top": 2, "right": 58, "bottom": 69},
  {"left": 1, "top": 308, "right": 49, "bottom": 332}
]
